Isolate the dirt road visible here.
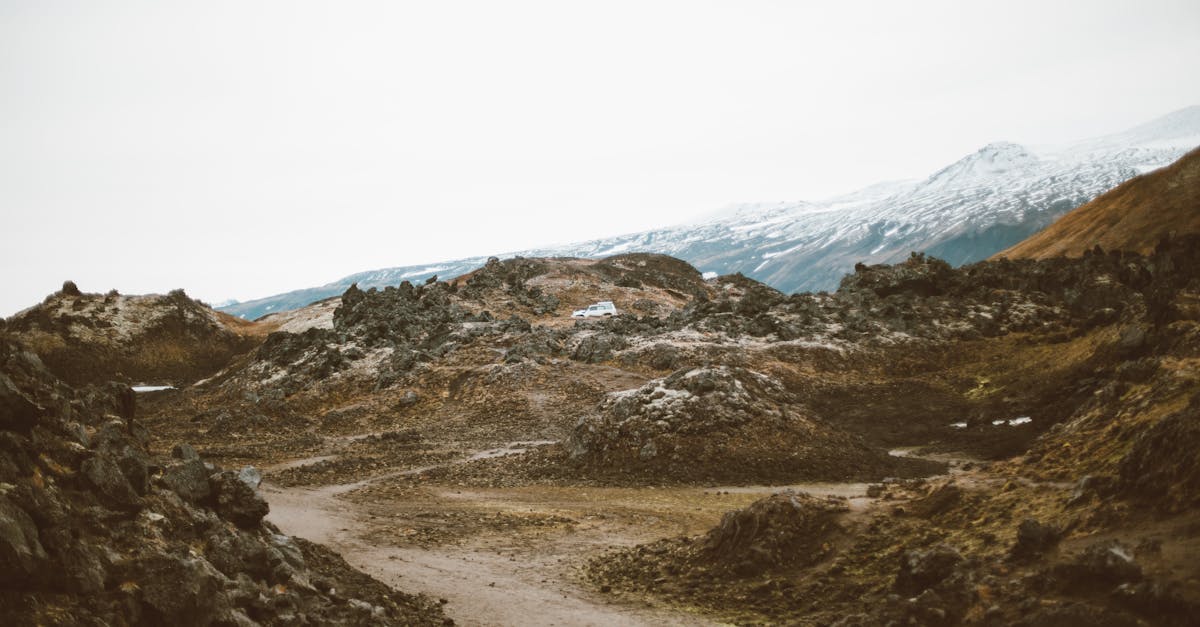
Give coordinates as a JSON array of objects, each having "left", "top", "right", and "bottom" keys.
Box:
[{"left": 265, "top": 461, "right": 741, "bottom": 626}]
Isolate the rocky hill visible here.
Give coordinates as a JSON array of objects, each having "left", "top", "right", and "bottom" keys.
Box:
[
  {"left": 0, "top": 331, "right": 449, "bottom": 625},
  {"left": 583, "top": 237, "right": 1200, "bottom": 625},
  {"left": 4, "top": 282, "right": 260, "bottom": 387},
  {"left": 1000, "top": 146, "right": 1200, "bottom": 259}
]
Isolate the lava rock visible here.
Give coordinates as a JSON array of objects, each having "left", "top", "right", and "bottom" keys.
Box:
[
  {"left": 908, "top": 482, "right": 961, "bottom": 519},
  {"left": 161, "top": 459, "right": 213, "bottom": 504},
  {"left": 700, "top": 492, "right": 846, "bottom": 576},
  {"left": 571, "top": 333, "right": 627, "bottom": 364},
  {"left": 134, "top": 553, "right": 228, "bottom": 626},
  {"left": 1050, "top": 541, "right": 1143, "bottom": 592},
  {"left": 81, "top": 455, "right": 141, "bottom": 509},
  {"left": 0, "top": 375, "right": 40, "bottom": 432},
  {"left": 1016, "top": 601, "right": 1140, "bottom": 627},
  {"left": 236, "top": 466, "right": 262, "bottom": 491},
  {"left": 894, "top": 543, "right": 965, "bottom": 595},
  {"left": 212, "top": 470, "right": 269, "bottom": 528},
  {"left": 171, "top": 442, "right": 200, "bottom": 461},
  {"left": 1011, "top": 518, "right": 1060, "bottom": 560},
  {"left": 0, "top": 496, "right": 48, "bottom": 585}
]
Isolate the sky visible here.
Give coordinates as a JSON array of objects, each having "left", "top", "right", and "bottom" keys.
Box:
[{"left": 2, "top": 1, "right": 1199, "bottom": 315}]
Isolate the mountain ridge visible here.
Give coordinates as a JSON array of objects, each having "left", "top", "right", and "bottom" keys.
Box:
[{"left": 220, "top": 106, "right": 1200, "bottom": 321}]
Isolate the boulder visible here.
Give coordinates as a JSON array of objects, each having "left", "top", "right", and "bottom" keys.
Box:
[
  {"left": 135, "top": 554, "right": 228, "bottom": 626},
  {"left": 171, "top": 442, "right": 200, "bottom": 461},
  {"left": 81, "top": 455, "right": 140, "bottom": 508},
  {"left": 1010, "top": 518, "right": 1060, "bottom": 560},
  {"left": 1064, "top": 541, "right": 1142, "bottom": 587},
  {"left": 0, "top": 496, "right": 47, "bottom": 585},
  {"left": 0, "top": 374, "right": 40, "bottom": 432},
  {"left": 894, "top": 543, "right": 965, "bottom": 595},
  {"left": 161, "top": 459, "right": 213, "bottom": 504},
  {"left": 236, "top": 466, "right": 262, "bottom": 491},
  {"left": 908, "top": 482, "right": 961, "bottom": 519},
  {"left": 212, "top": 470, "right": 269, "bottom": 528}
]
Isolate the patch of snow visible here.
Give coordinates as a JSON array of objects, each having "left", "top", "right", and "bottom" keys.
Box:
[
  {"left": 400, "top": 266, "right": 452, "bottom": 279},
  {"left": 132, "top": 385, "right": 175, "bottom": 393}
]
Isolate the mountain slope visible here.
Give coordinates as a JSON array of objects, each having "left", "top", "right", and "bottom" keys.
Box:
[
  {"left": 999, "top": 147, "right": 1200, "bottom": 259},
  {"left": 221, "top": 106, "right": 1200, "bottom": 321}
]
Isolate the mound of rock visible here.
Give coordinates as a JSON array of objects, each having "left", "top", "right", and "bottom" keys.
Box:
[
  {"left": 592, "top": 253, "right": 711, "bottom": 299},
  {"left": 0, "top": 332, "right": 448, "bottom": 626},
  {"left": 5, "top": 284, "right": 256, "bottom": 386},
  {"left": 567, "top": 366, "right": 937, "bottom": 483},
  {"left": 584, "top": 493, "right": 850, "bottom": 615},
  {"left": 700, "top": 492, "right": 847, "bottom": 576},
  {"left": 244, "top": 279, "right": 530, "bottom": 394}
]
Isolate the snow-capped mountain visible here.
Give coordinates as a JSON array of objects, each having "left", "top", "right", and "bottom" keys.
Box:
[{"left": 221, "top": 106, "right": 1200, "bottom": 321}]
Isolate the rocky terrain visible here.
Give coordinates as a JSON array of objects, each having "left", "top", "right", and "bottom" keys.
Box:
[
  {"left": 122, "top": 223, "right": 1200, "bottom": 624},
  {"left": 5, "top": 149, "right": 1199, "bottom": 624},
  {"left": 0, "top": 331, "right": 449, "bottom": 625}
]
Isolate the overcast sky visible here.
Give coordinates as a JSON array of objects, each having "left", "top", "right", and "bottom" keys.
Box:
[{"left": 2, "top": 1, "right": 1199, "bottom": 315}]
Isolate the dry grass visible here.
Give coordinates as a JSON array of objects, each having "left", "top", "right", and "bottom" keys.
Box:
[{"left": 999, "top": 147, "right": 1200, "bottom": 259}]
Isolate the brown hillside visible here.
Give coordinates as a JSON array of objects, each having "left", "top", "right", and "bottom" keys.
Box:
[{"left": 998, "top": 146, "right": 1200, "bottom": 259}]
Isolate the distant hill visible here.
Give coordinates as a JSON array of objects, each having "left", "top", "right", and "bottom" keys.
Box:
[{"left": 999, "top": 147, "right": 1200, "bottom": 259}]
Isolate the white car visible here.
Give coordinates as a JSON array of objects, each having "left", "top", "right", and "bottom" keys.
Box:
[{"left": 572, "top": 301, "right": 619, "bottom": 318}]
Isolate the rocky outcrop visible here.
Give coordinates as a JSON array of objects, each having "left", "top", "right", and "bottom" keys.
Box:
[
  {"left": 567, "top": 366, "right": 939, "bottom": 483},
  {"left": 0, "top": 332, "right": 448, "bottom": 626},
  {"left": 4, "top": 285, "right": 257, "bottom": 386},
  {"left": 700, "top": 492, "right": 846, "bottom": 576}
]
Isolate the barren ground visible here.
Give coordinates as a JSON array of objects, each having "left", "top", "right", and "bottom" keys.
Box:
[{"left": 259, "top": 430, "right": 974, "bottom": 626}]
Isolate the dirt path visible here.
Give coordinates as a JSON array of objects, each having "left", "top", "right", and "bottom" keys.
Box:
[
  {"left": 264, "top": 445, "right": 974, "bottom": 626},
  {"left": 264, "top": 456, "right": 729, "bottom": 626}
]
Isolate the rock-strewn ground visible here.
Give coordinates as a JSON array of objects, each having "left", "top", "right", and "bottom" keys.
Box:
[
  {"left": 11, "top": 235, "right": 1200, "bottom": 625},
  {"left": 0, "top": 333, "right": 449, "bottom": 626}
]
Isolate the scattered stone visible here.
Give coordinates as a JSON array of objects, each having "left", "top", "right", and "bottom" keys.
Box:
[
  {"left": 894, "top": 543, "right": 965, "bottom": 595},
  {"left": 908, "top": 482, "right": 961, "bottom": 519},
  {"left": 171, "top": 442, "right": 199, "bottom": 461},
  {"left": 1010, "top": 518, "right": 1060, "bottom": 560}
]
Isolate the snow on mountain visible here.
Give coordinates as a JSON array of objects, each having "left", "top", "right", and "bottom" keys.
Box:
[{"left": 220, "top": 107, "right": 1200, "bottom": 321}]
